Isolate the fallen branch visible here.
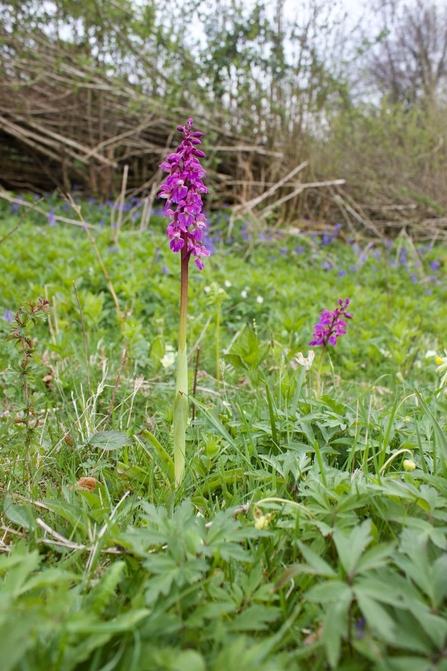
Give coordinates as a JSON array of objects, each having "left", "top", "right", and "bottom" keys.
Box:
[{"left": 0, "top": 189, "right": 99, "bottom": 229}]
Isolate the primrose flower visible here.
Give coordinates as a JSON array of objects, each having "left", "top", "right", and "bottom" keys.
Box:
[
  {"left": 436, "top": 350, "right": 447, "bottom": 387},
  {"left": 253, "top": 508, "right": 273, "bottom": 530},
  {"left": 161, "top": 352, "right": 176, "bottom": 368},
  {"left": 403, "top": 459, "right": 416, "bottom": 472},
  {"left": 309, "top": 298, "right": 352, "bottom": 347},
  {"left": 159, "top": 118, "right": 210, "bottom": 270}
]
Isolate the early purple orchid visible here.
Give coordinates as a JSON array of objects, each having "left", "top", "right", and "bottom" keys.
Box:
[
  {"left": 309, "top": 298, "right": 352, "bottom": 347},
  {"left": 159, "top": 118, "right": 210, "bottom": 270},
  {"left": 158, "top": 119, "right": 211, "bottom": 486}
]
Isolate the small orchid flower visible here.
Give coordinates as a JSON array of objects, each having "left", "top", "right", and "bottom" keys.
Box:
[
  {"left": 295, "top": 351, "right": 315, "bottom": 370},
  {"left": 309, "top": 298, "right": 352, "bottom": 347}
]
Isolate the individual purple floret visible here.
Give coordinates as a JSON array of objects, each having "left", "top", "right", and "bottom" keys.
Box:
[
  {"left": 48, "top": 208, "right": 56, "bottom": 227},
  {"left": 159, "top": 118, "right": 210, "bottom": 270},
  {"left": 309, "top": 298, "right": 352, "bottom": 347},
  {"left": 2, "top": 309, "right": 14, "bottom": 323}
]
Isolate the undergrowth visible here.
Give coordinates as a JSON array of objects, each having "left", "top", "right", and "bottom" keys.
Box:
[{"left": 1, "top": 198, "right": 447, "bottom": 671}]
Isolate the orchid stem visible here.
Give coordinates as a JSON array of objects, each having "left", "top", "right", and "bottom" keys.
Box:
[
  {"left": 216, "top": 303, "right": 221, "bottom": 387},
  {"left": 173, "top": 248, "right": 189, "bottom": 486},
  {"left": 316, "top": 345, "right": 326, "bottom": 396}
]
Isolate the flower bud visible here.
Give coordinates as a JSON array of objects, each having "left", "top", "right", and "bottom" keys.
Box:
[{"left": 403, "top": 459, "right": 416, "bottom": 471}]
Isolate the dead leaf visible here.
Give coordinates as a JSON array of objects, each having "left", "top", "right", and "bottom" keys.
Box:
[
  {"left": 302, "top": 622, "right": 323, "bottom": 646},
  {"left": 77, "top": 477, "right": 98, "bottom": 492}
]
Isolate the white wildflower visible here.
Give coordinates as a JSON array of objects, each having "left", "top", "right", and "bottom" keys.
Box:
[
  {"left": 160, "top": 351, "right": 176, "bottom": 368},
  {"left": 295, "top": 351, "right": 315, "bottom": 371},
  {"left": 241, "top": 290, "right": 248, "bottom": 299},
  {"left": 224, "top": 280, "right": 232, "bottom": 288},
  {"left": 256, "top": 296, "right": 264, "bottom": 304}
]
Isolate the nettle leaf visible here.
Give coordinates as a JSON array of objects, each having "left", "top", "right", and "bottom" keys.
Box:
[
  {"left": 333, "top": 519, "right": 373, "bottom": 575},
  {"left": 89, "top": 430, "right": 130, "bottom": 450}
]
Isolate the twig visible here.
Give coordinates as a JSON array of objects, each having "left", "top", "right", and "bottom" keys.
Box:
[
  {"left": 234, "top": 161, "right": 309, "bottom": 214},
  {"left": 260, "top": 179, "right": 346, "bottom": 218},
  {"left": 35, "top": 517, "right": 74, "bottom": 544},
  {"left": 0, "top": 189, "right": 98, "bottom": 229},
  {"left": 86, "top": 491, "right": 130, "bottom": 571},
  {"left": 116, "top": 164, "right": 129, "bottom": 240}
]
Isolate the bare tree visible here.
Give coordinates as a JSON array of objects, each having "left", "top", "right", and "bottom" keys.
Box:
[{"left": 368, "top": 0, "right": 447, "bottom": 105}]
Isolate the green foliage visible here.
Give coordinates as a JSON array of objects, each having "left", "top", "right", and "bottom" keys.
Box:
[{"left": 0, "top": 205, "right": 447, "bottom": 669}]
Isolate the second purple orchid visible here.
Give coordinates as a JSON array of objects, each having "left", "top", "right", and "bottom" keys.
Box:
[
  {"left": 159, "top": 118, "right": 210, "bottom": 270},
  {"left": 309, "top": 298, "right": 352, "bottom": 347}
]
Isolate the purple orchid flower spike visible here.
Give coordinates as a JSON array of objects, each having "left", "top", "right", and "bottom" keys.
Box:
[
  {"left": 159, "top": 118, "right": 210, "bottom": 270},
  {"left": 309, "top": 298, "right": 352, "bottom": 347},
  {"left": 158, "top": 119, "right": 211, "bottom": 486}
]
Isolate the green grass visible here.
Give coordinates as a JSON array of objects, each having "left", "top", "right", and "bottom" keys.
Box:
[{"left": 1, "top": 197, "right": 447, "bottom": 671}]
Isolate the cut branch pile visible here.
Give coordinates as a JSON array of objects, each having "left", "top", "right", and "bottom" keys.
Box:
[
  {"left": 1, "top": 30, "right": 446, "bottom": 239},
  {"left": 0, "top": 30, "right": 295, "bottom": 207}
]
